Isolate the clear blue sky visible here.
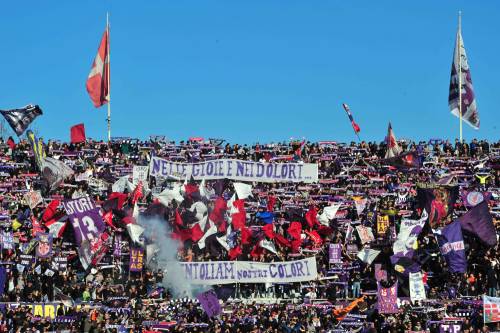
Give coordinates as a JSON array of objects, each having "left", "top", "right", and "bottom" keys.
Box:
[{"left": 0, "top": 1, "right": 498, "bottom": 144}]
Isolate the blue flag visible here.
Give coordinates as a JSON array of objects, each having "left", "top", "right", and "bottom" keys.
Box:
[
  {"left": 435, "top": 221, "right": 467, "bottom": 273},
  {"left": 256, "top": 211, "right": 274, "bottom": 224}
]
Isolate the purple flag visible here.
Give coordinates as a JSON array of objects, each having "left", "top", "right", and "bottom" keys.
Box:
[
  {"left": 390, "top": 212, "right": 427, "bottom": 274},
  {"left": 196, "top": 290, "right": 221, "bottom": 318},
  {"left": 62, "top": 197, "right": 106, "bottom": 246},
  {"left": 458, "top": 200, "right": 496, "bottom": 247},
  {"left": 462, "top": 191, "right": 490, "bottom": 207},
  {"left": 329, "top": 244, "right": 342, "bottom": 264},
  {"left": 129, "top": 248, "right": 144, "bottom": 272},
  {"left": 374, "top": 264, "right": 387, "bottom": 282},
  {"left": 114, "top": 234, "right": 122, "bottom": 257},
  {"left": 148, "top": 287, "right": 165, "bottom": 298},
  {"left": 377, "top": 281, "right": 398, "bottom": 314},
  {"left": 0, "top": 266, "right": 6, "bottom": 298},
  {"left": 449, "top": 24, "right": 479, "bottom": 129},
  {"left": 346, "top": 244, "right": 358, "bottom": 256},
  {"left": 435, "top": 221, "right": 467, "bottom": 273},
  {"left": 36, "top": 233, "right": 53, "bottom": 258}
]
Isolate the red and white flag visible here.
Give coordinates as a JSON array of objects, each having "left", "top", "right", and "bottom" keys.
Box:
[
  {"left": 86, "top": 26, "right": 110, "bottom": 108},
  {"left": 46, "top": 220, "right": 67, "bottom": 238},
  {"left": 385, "top": 122, "right": 401, "bottom": 158}
]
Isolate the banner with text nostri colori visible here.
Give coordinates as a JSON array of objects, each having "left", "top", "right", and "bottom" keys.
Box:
[
  {"left": 149, "top": 157, "right": 318, "bottom": 183},
  {"left": 180, "top": 257, "right": 317, "bottom": 284}
]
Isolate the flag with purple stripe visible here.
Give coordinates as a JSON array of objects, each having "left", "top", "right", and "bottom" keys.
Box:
[{"left": 448, "top": 23, "right": 479, "bottom": 129}]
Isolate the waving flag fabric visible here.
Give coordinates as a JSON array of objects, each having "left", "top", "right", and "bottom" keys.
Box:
[
  {"left": 448, "top": 24, "right": 479, "bottom": 129},
  {"left": 417, "top": 184, "right": 459, "bottom": 229},
  {"left": 434, "top": 220, "right": 467, "bottom": 273},
  {"left": 0, "top": 104, "right": 42, "bottom": 136},
  {"left": 385, "top": 122, "right": 401, "bottom": 158},
  {"left": 457, "top": 200, "right": 496, "bottom": 247},
  {"left": 390, "top": 212, "right": 427, "bottom": 274},
  {"left": 342, "top": 104, "right": 360, "bottom": 134},
  {"left": 87, "top": 27, "right": 110, "bottom": 108},
  {"left": 70, "top": 123, "right": 86, "bottom": 143}
]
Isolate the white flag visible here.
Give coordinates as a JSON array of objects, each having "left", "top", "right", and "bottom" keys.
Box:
[
  {"left": 260, "top": 239, "right": 278, "bottom": 254},
  {"left": 354, "top": 198, "right": 368, "bottom": 216},
  {"left": 41, "top": 157, "right": 74, "bottom": 191},
  {"left": 112, "top": 175, "right": 134, "bottom": 193},
  {"left": 198, "top": 221, "right": 217, "bottom": 249},
  {"left": 357, "top": 247, "right": 380, "bottom": 265},
  {"left": 132, "top": 202, "right": 139, "bottom": 220},
  {"left": 127, "top": 224, "right": 145, "bottom": 244},
  {"left": 409, "top": 272, "right": 426, "bottom": 302},
  {"left": 233, "top": 182, "right": 253, "bottom": 200},
  {"left": 155, "top": 184, "right": 184, "bottom": 206},
  {"left": 199, "top": 179, "right": 215, "bottom": 199},
  {"left": 318, "top": 203, "right": 340, "bottom": 225},
  {"left": 216, "top": 224, "right": 233, "bottom": 252},
  {"left": 46, "top": 221, "right": 66, "bottom": 238},
  {"left": 189, "top": 201, "right": 208, "bottom": 222}
]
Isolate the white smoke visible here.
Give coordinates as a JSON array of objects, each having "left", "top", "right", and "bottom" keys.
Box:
[{"left": 139, "top": 216, "right": 205, "bottom": 298}]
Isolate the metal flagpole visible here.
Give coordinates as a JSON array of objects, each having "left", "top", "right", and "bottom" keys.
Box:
[
  {"left": 458, "top": 11, "right": 463, "bottom": 143},
  {"left": 107, "top": 12, "right": 111, "bottom": 142}
]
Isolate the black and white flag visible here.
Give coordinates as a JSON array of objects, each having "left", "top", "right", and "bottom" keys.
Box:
[{"left": 0, "top": 104, "right": 43, "bottom": 136}]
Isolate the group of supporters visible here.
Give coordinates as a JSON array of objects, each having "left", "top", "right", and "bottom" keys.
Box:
[{"left": 0, "top": 135, "right": 498, "bottom": 333}]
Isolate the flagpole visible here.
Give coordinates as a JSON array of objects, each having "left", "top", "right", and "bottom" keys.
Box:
[
  {"left": 458, "top": 11, "right": 463, "bottom": 143},
  {"left": 107, "top": 12, "right": 111, "bottom": 142}
]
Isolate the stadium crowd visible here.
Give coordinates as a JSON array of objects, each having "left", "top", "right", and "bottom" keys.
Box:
[{"left": 0, "top": 135, "right": 498, "bottom": 333}]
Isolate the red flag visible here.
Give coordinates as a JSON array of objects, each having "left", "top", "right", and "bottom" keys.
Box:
[
  {"left": 209, "top": 197, "right": 227, "bottom": 223},
  {"left": 274, "top": 233, "right": 291, "bottom": 248},
  {"left": 175, "top": 209, "right": 183, "bottom": 227},
  {"left": 287, "top": 221, "right": 302, "bottom": 240},
  {"left": 131, "top": 182, "right": 144, "bottom": 204},
  {"left": 6, "top": 137, "right": 15, "bottom": 150},
  {"left": 262, "top": 224, "right": 275, "bottom": 239},
  {"left": 70, "top": 123, "right": 86, "bottom": 144},
  {"left": 267, "top": 195, "right": 276, "bottom": 212},
  {"left": 41, "top": 200, "right": 60, "bottom": 223},
  {"left": 86, "top": 27, "right": 110, "bottom": 108},
  {"left": 229, "top": 246, "right": 242, "bottom": 260},
  {"left": 190, "top": 224, "right": 204, "bottom": 242},
  {"left": 172, "top": 228, "right": 191, "bottom": 242},
  {"left": 102, "top": 211, "right": 115, "bottom": 229},
  {"left": 305, "top": 230, "right": 322, "bottom": 246},
  {"left": 231, "top": 199, "right": 246, "bottom": 230},
  {"left": 103, "top": 192, "right": 128, "bottom": 211},
  {"left": 217, "top": 220, "right": 228, "bottom": 233},
  {"left": 305, "top": 206, "right": 319, "bottom": 228},
  {"left": 250, "top": 244, "right": 264, "bottom": 259},
  {"left": 241, "top": 227, "right": 252, "bottom": 245},
  {"left": 290, "top": 239, "right": 302, "bottom": 253}
]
